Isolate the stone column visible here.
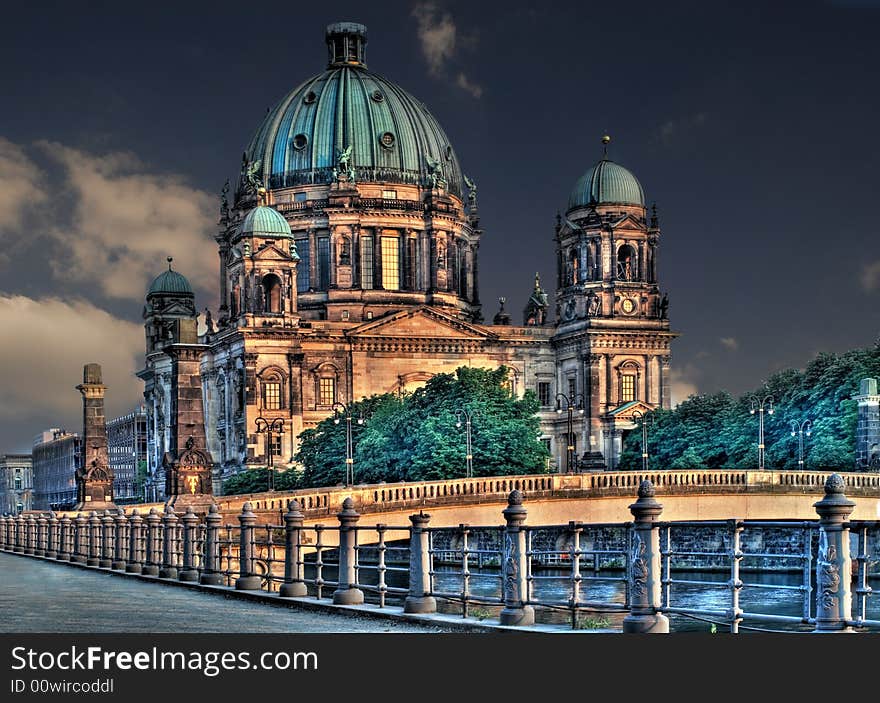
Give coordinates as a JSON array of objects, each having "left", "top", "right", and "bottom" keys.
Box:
[
  {"left": 24, "top": 514, "right": 35, "bottom": 555},
  {"left": 159, "top": 505, "right": 179, "bottom": 579},
  {"left": 72, "top": 513, "right": 88, "bottom": 563},
  {"left": 499, "top": 490, "right": 535, "bottom": 626},
  {"left": 333, "top": 498, "right": 364, "bottom": 605},
  {"left": 58, "top": 514, "right": 71, "bottom": 561},
  {"left": 45, "top": 512, "right": 58, "bottom": 559},
  {"left": 87, "top": 511, "right": 101, "bottom": 566},
  {"left": 35, "top": 513, "right": 47, "bottom": 557},
  {"left": 126, "top": 510, "right": 144, "bottom": 574},
  {"left": 13, "top": 515, "right": 23, "bottom": 553},
  {"left": 75, "top": 363, "right": 116, "bottom": 511},
  {"left": 813, "top": 474, "right": 855, "bottom": 632},
  {"left": 279, "top": 500, "right": 307, "bottom": 597},
  {"left": 659, "top": 355, "right": 671, "bottom": 410},
  {"left": 235, "top": 502, "right": 262, "bottom": 590},
  {"left": 404, "top": 511, "right": 436, "bottom": 614},
  {"left": 623, "top": 480, "right": 669, "bottom": 633},
  {"left": 142, "top": 508, "right": 161, "bottom": 576},
  {"left": 99, "top": 511, "right": 114, "bottom": 568},
  {"left": 0, "top": 515, "right": 8, "bottom": 549},
  {"left": 179, "top": 506, "right": 200, "bottom": 582},
  {"left": 200, "top": 504, "right": 224, "bottom": 586},
  {"left": 113, "top": 510, "right": 127, "bottom": 570}
]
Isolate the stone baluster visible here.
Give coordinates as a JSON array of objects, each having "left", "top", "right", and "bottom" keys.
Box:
[
  {"left": 126, "top": 510, "right": 144, "bottom": 574},
  {"left": 72, "top": 513, "right": 88, "bottom": 563},
  {"left": 35, "top": 513, "right": 47, "bottom": 557},
  {"left": 46, "top": 512, "right": 58, "bottom": 559},
  {"left": 179, "top": 507, "right": 199, "bottom": 582},
  {"left": 499, "top": 490, "right": 535, "bottom": 626},
  {"left": 13, "top": 515, "right": 24, "bottom": 553},
  {"left": 623, "top": 480, "right": 669, "bottom": 633},
  {"left": 159, "top": 505, "right": 179, "bottom": 579},
  {"left": 280, "top": 500, "right": 307, "bottom": 597},
  {"left": 199, "top": 504, "right": 224, "bottom": 586},
  {"left": 814, "top": 474, "right": 855, "bottom": 632},
  {"left": 142, "top": 508, "right": 161, "bottom": 576},
  {"left": 87, "top": 511, "right": 102, "bottom": 566},
  {"left": 112, "top": 510, "right": 127, "bottom": 570},
  {"left": 99, "top": 511, "right": 114, "bottom": 568},
  {"left": 235, "top": 502, "right": 262, "bottom": 590},
  {"left": 404, "top": 511, "right": 436, "bottom": 613},
  {"left": 58, "top": 514, "right": 71, "bottom": 561},
  {"left": 24, "top": 514, "right": 36, "bottom": 555},
  {"left": 333, "top": 497, "right": 364, "bottom": 605}
]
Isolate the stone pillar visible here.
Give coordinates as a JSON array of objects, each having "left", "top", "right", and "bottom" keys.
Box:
[
  {"left": 0, "top": 515, "right": 8, "bottom": 549},
  {"left": 659, "top": 355, "right": 672, "bottom": 410},
  {"left": 142, "top": 507, "right": 161, "bottom": 576},
  {"left": 178, "top": 506, "right": 200, "bottom": 582},
  {"left": 112, "top": 510, "right": 127, "bottom": 570},
  {"left": 12, "top": 515, "right": 23, "bottom": 553},
  {"left": 853, "top": 378, "right": 880, "bottom": 470},
  {"left": 623, "top": 480, "right": 669, "bottom": 633},
  {"left": 99, "top": 511, "right": 114, "bottom": 568},
  {"left": 499, "top": 490, "right": 534, "bottom": 626},
  {"left": 813, "top": 474, "right": 855, "bottom": 632},
  {"left": 87, "top": 512, "right": 101, "bottom": 566},
  {"left": 159, "top": 505, "right": 179, "bottom": 579},
  {"left": 45, "top": 512, "right": 58, "bottom": 559},
  {"left": 333, "top": 497, "right": 364, "bottom": 605},
  {"left": 24, "top": 514, "right": 35, "bottom": 555},
  {"left": 75, "top": 363, "right": 116, "bottom": 511},
  {"left": 235, "top": 502, "right": 262, "bottom": 590},
  {"left": 126, "top": 510, "right": 144, "bottom": 574},
  {"left": 200, "top": 504, "right": 224, "bottom": 586},
  {"left": 404, "top": 511, "right": 436, "bottom": 614},
  {"left": 279, "top": 500, "right": 308, "bottom": 598},
  {"left": 58, "top": 514, "right": 71, "bottom": 561},
  {"left": 35, "top": 513, "right": 47, "bottom": 557},
  {"left": 72, "top": 513, "right": 88, "bottom": 564}
]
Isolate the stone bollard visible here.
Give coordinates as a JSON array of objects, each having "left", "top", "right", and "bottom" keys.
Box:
[
  {"left": 279, "top": 500, "right": 308, "bottom": 598},
  {"left": 72, "top": 513, "right": 88, "bottom": 563},
  {"left": 99, "top": 511, "right": 114, "bottom": 568},
  {"left": 24, "top": 514, "right": 36, "bottom": 555},
  {"left": 199, "top": 505, "right": 224, "bottom": 586},
  {"left": 623, "top": 480, "right": 669, "bottom": 633},
  {"left": 178, "top": 507, "right": 200, "bottom": 582},
  {"left": 35, "top": 513, "right": 48, "bottom": 557},
  {"left": 87, "top": 512, "right": 102, "bottom": 566},
  {"left": 159, "top": 505, "right": 179, "bottom": 579},
  {"left": 58, "top": 514, "right": 71, "bottom": 561},
  {"left": 126, "top": 510, "right": 144, "bottom": 574},
  {"left": 112, "top": 510, "right": 127, "bottom": 570},
  {"left": 235, "top": 502, "right": 262, "bottom": 590},
  {"left": 404, "top": 511, "right": 437, "bottom": 614},
  {"left": 499, "top": 490, "right": 535, "bottom": 626},
  {"left": 333, "top": 498, "right": 365, "bottom": 605},
  {"left": 142, "top": 508, "right": 161, "bottom": 576},
  {"left": 813, "top": 474, "right": 855, "bottom": 633},
  {"left": 46, "top": 512, "right": 58, "bottom": 559}
]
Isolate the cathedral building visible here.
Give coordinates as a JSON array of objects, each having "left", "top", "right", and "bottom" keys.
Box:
[{"left": 138, "top": 22, "right": 677, "bottom": 495}]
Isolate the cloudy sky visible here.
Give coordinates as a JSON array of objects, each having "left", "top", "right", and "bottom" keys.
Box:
[{"left": 1, "top": 0, "right": 878, "bottom": 452}]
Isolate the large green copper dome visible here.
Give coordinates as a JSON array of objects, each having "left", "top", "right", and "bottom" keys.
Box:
[
  {"left": 147, "top": 261, "right": 193, "bottom": 297},
  {"left": 568, "top": 158, "right": 645, "bottom": 210},
  {"left": 240, "top": 205, "right": 292, "bottom": 237},
  {"left": 245, "top": 22, "right": 465, "bottom": 198}
]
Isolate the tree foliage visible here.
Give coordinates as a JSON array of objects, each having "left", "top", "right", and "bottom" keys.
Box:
[
  {"left": 619, "top": 344, "right": 880, "bottom": 471},
  {"left": 222, "top": 466, "right": 302, "bottom": 495}
]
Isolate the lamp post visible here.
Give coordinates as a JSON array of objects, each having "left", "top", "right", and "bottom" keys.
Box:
[
  {"left": 790, "top": 419, "right": 813, "bottom": 470},
  {"left": 555, "top": 392, "right": 585, "bottom": 473},
  {"left": 631, "top": 410, "right": 654, "bottom": 472},
  {"left": 332, "top": 402, "right": 364, "bottom": 487},
  {"left": 749, "top": 395, "right": 774, "bottom": 470},
  {"left": 455, "top": 409, "right": 474, "bottom": 478},
  {"left": 254, "top": 416, "right": 284, "bottom": 491}
]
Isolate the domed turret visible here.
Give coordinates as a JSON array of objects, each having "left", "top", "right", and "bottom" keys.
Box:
[
  {"left": 240, "top": 206, "right": 293, "bottom": 238},
  {"left": 147, "top": 258, "right": 194, "bottom": 298},
  {"left": 568, "top": 158, "right": 645, "bottom": 211}
]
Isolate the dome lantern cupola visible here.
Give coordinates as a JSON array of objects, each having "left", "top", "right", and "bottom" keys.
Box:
[
  {"left": 567, "top": 137, "right": 645, "bottom": 211},
  {"left": 326, "top": 21, "right": 367, "bottom": 68}
]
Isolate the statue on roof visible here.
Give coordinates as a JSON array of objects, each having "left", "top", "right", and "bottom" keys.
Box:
[
  {"left": 219, "top": 179, "right": 230, "bottom": 223},
  {"left": 241, "top": 154, "right": 264, "bottom": 196},
  {"left": 334, "top": 146, "right": 355, "bottom": 182},
  {"left": 426, "top": 155, "right": 446, "bottom": 189},
  {"left": 523, "top": 272, "right": 549, "bottom": 326},
  {"left": 464, "top": 174, "right": 477, "bottom": 208}
]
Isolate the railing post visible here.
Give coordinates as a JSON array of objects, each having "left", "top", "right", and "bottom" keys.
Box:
[
  {"left": 13, "top": 515, "right": 24, "bottom": 553},
  {"left": 0, "top": 515, "right": 8, "bottom": 550},
  {"left": 87, "top": 511, "right": 101, "bottom": 566},
  {"left": 45, "top": 512, "right": 58, "bottom": 559},
  {"left": 159, "top": 505, "right": 179, "bottom": 579},
  {"left": 279, "top": 500, "right": 308, "bottom": 597},
  {"left": 99, "top": 510, "right": 114, "bottom": 568},
  {"left": 499, "top": 490, "right": 534, "bottom": 626},
  {"left": 623, "top": 480, "right": 669, "bottom": 633},
  {"left": 813, "top": 473, "right": 855, "bottom": 633},
  {"left": 35, "top": 513, "right": 47, "bottom": 557},
  {"left": 404, "top": 511, "right": 436, "bottom": 614},
  {"left": 179, "top": 506, "right": 200, "bottom": 582},
  {"left": 24, "top": 514, "right": 35, "bottom": 555},
  {"left": 72, "top": 513, "right": 88, "bottom": 563},
  {"left": 199, "top": 504, "right": 223, "bottom": 586},
  {"left": 58, "top": 514, "right": 71, "bottom": 561},
  {"left": 112, "top": 510, "right": 127, "bottom": 570},
  {"left": 235, "top": 502, "right": 262, "bottom": 590},
  {"left": 126, "top": 510, "right": 144, "bottom": 574},
  {"left": 142, "top": 507, "right": 161, "bottom": 576},
  {"left": 333, "top": 497, "right": 365, "bottom": 605}
]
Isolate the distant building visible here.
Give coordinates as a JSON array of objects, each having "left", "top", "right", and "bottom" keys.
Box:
[
  {"left": 32, "top": 429, "right": 80, "bottom": 510},
  {"left": 107, "top": 405, "right": 149, "bottom": 502},
  {"left": 0, "top": 454, "right": 33, "bottom": 514}
]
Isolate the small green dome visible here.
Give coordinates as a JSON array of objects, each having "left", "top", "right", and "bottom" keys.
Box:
[
  {"left": 240, "top": 206, "right": 292, "bottom": 237},
  {"left": 147, "top": 260, "right": 193, "bottom": 297},
  {"left": 568, "top": 158, "right": 645, "bottom": 210}
]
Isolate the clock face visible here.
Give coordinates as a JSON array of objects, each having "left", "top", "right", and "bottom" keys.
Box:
[{"left": 621, "top": 298, "right": 636, "bottom": 314}]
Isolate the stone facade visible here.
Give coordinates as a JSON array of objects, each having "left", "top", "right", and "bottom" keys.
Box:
[
  {"left": 854, "top": 378, "right": 880, "bottom": 470},
  {"left": 0, "top": 454, "right": 33, "bottom": 514},
  {"left": 107, "top": 405, "right": 148, "bottom": 501},
  {"left": 32, "top": 429, "right": 80, "bottom": 510}
]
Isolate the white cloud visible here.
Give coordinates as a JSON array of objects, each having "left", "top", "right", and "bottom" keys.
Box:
[
  {"left": 37, "top": 141, "right": 217, "bottom": 301},
  {"left": 456, "top": 73, "right": 483, "bottom": 99},
  {"left": 411, "top": 2, "right": 482, "bottom": 98},
  {"left": 720, "top": 336, "right": 739, "bottom": 351},
  {"left": 0, "top": 137, "right": 46, "bottom": 241},
  {"left": 861, "top": 260, "right": 880, "bottom": 292},
  {"left": 0, "top": 295, "right": 143, "bottom": 428},
  {"left": 669, "top": 367, "right": 699, "bottom": 406}
]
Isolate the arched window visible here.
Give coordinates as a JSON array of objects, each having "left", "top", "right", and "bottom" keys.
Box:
[
  {"left": 260, "top": 370, "right": 284, "bottom": 410},
  {"left": 617, "top": 244, "right": 637, "bottom": 281},
  {"left": 617, "top": 360, "right": 640, "bottom": 403},
  {"left": 569, "top": 247, "right": 579, "bottom": 285},
  {"left": 313, "top": 363, "right": 339, "bottom": 408},
  {"left": 262, "top": 274, "right": 282, "bottom": 313}
]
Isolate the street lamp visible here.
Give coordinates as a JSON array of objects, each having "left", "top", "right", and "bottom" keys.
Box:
[
  {"left": 555, "top": 392, "right": 585, "bottom": 473},
  {"left": 749, "top": 395, "right": 774, "bottom": 470},
  {"left": 790, "top": 419, "right": 813, "bottom": 470},
  {"left": 332, "top": 402, "right": 364, "bottom": 487},
  {"left": 455, "top": 409, "right": 475, "bottom": 478},
  {"left": 254, "top": 416, "right": 285, "bottom": 491},
  {"left": 631, "top": 410, "right": 654, "bottom": 472}
]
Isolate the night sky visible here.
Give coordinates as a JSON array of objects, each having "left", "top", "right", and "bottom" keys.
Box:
[{"left": 1, "top": 0, "right": 878, "bottom": 453}]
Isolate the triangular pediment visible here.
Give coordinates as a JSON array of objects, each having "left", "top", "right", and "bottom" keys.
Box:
[
  {"left": 606, "top": 399, "right": 656, "bottom": 420},
  {"left": 346, "top": 306, "right": 496, "bottom": 341},
  {"left": 610, "top": 213, "right": 646, "bottom": 231},
  {"left": 252, "top": 243, "right": 294, "bottom": 261}
]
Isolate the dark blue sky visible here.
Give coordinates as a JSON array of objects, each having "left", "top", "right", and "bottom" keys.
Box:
[{"left": 0, "top": 0, "right": 878, "bottom": 451}]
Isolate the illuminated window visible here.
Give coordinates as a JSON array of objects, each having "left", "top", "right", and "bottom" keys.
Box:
[
  {"left": 296, "top": 239, "right": 310, "bottom": 292},
  {"left": 319, "top": 377, "right": 335, "bottom": 406},
  {"left": 263, "top": 381, "right": 281, "bottom": 410},
  {"left": 381, "top": 236, "right": 400, "bottom": 290},
  {"left": 621, "top": 375, "right": 636, "bottom": 403},
  {"left": 537, "top": 382, "right": 551, "bottom": 407},
  {"left": 360, "top": 236, "right": 373, "bottom": 289},
  {"left": 382, "top": 189, "right": 397, "bottom": 199}
]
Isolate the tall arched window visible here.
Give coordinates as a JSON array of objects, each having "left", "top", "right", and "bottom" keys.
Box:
[
  {"left": 617, "top": 361, "right": 640, "bottom": 403},
  {"left": 260, "top": 370, "right": 284, "bottom": 410},
  {"left": 617, "top": 244, "right": 637, "bottom": 281},
  {"left": 262, "top": 274, "right": 282, "bottom": 313},
  {"left": 569, "top": 247, "right": 579, "bottom": 285}
]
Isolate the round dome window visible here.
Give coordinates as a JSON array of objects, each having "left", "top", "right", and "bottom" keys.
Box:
[
  {"left": 379, "top": 132, "right": 395, "bottom": 149},
  {"left": 371, "top": 89, "right": 384, "bottom": 102},
  {"left": 292, "top": 134, "right": 308, "bottom": 150},
  {"left": 303, "top": 91, "right": 317, "bottom": 104}
]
